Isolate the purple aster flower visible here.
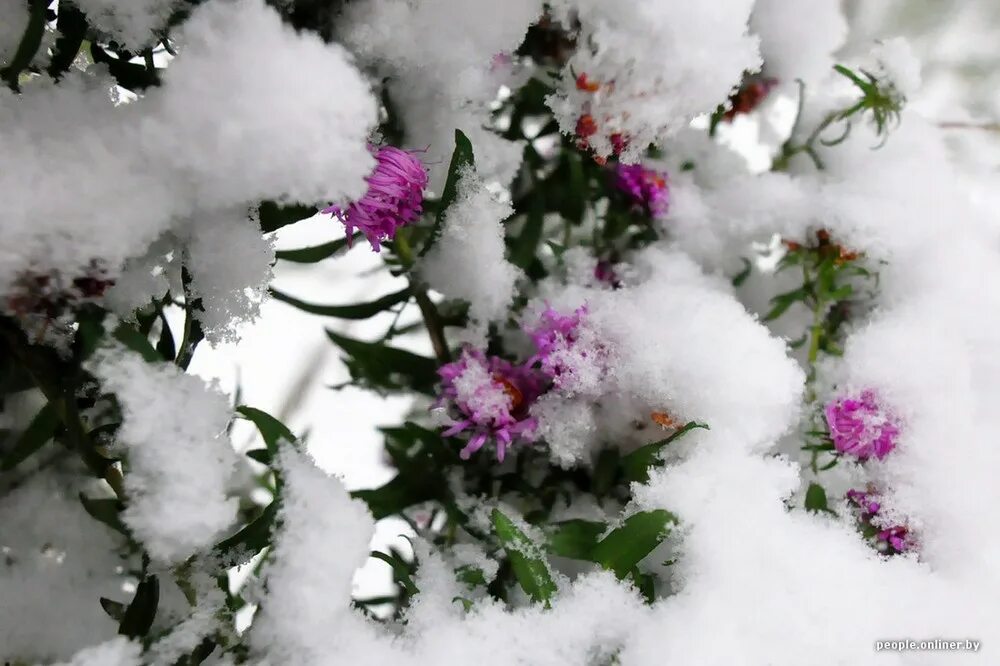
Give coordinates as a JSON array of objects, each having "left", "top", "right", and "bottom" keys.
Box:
[
  {"left": 435, "top": 349, "right": 545, "bottom": 462},
  {"left": 322, "top": 144, "right": 428, "bottom": 252},
  {"left": 877, "top": 525, "right": 910, "bottom": 554},
  {"left": 824, "top": 389, "right": 901, "bottom": 461},
  {"left": 524, "top": 304, "right": 607, "bottom": 393},
  {"left": 845, "top": 488, "right": 881, "bottom": 518},
  {"left": 613, "top": 163, "right": 669, "bottom": 218}
]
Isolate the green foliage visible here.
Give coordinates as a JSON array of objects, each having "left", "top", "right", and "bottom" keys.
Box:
[
  {"left": 491, "top": 508, "right": 558, "bottom": 605},
  {"left": 620, "top": 422, "right": 709, "bottom": 484},
  {"left": 257, "top": 201, "right": 317, "bottom": 234},
  {"left": 274, "top": 234, "right": 358, "bottom": 263},
  {"left": 590, "top": 510, "right": 677, "bottom": 579},
  {"left": 420, "top": 130, "right": 475, "bottom": 257},
  {"left": 326, "top": 329, "right": 438, "bottom": 395},
  {"left": 271, "top": 286, "right": 411, "bottom": 319},
  {"left": 0, "top": 401, "right": 60, "bottom": 470}
]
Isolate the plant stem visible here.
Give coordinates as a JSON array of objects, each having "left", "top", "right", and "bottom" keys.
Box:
[{"left": 393, "top": 232, "right": 451, "bottom": 364}]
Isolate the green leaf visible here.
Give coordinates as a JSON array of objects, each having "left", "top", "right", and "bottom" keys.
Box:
[
  {"left": 48, "top": 4, "right": 87, "bottom": 80},
  {"left": 370, "top": 550, "right": 418, "bottom": 596},
  {"left": 156, "top": 311, "right": 176, "bottom": 361},
  {"left": 1, "top": 401, "right": 60, "bottom": 470},
  {"left": 591, "top": 510, "right": 677, "bottom": 579},
  {"left": 805, "top": 482, "right": 833, "bottom": 514},
  {"left": 731, "top": 257, "right": 753, "bottom": 287},
  {"left": 592, "top": 448, "right": 620, "bottom": 497},
  {"left": 257, "top": 201, "right": 317, "bottom": 234},
  {"left": 490, "top": 508, "right": 557, "bottom": 605},
  {"left": 236, "top": 406, "right": 295, "bottom": 455},
  {"left": 326, "top": 329, "right": 438, "bottom": 395},
  {"left": 420, "top": 130, "right": 475, "bottom": 257},
  {"left": 245, "top": 448, "right": 272, "bottom": 465},
  {"left": 99, "top": 597, "right": 127, "bottom": 622},
  {"left": 1, "top": 0, "right": 49, "bottom": 90},
  {"left": 620, "top": 422, "right": 709, "bottom": 483},
  {"left": 270, "top": 287, "right": 410, "bottom": 319},
  {"left": 79, "top": 494, "right": 128, "bottom": 536},
  {"left": 456, "top": 565, "right": 489, "bottom": 588},
  {"left": 352, "top": 472, "right": 444, "bottom": 520},
  {"left": 119, "top": 575, "right": 159, "bottom": 638},
  {"left": 509, "top": 193, "right": 546, "bottom": 269},
  {"left": 215, "top": 500, "right": 279, "bottom": 560},
  {"left": 274, "top": 234, "right": 359, "bottom": 263},
  {"left": 112, "top": 324, "right": 160, "bottom": 363},
  {"left": 547, "top": 519, "right": 606, "bottom": 560},
  {"left": 763, "top": 287, "right": 809, "bottom": 321}
]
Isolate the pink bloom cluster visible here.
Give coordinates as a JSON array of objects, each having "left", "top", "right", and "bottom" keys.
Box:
[
  {"left": 613, "top": 163, "right": 669, "bottom": 218},
  {"left": 824, "top": 389, "right": 900, "bottom": 461},
  {"left": 436, "top": 304, "right": 602, "bottom": 461},
  {"left": 845, "top": 488, "right": 911, "bottom": 554},
  {"left": 436, "top": 349, "right": 545, "bottom": 462},
  {"left": 322, "top": 144, "right": 428, "bottom": 252}
]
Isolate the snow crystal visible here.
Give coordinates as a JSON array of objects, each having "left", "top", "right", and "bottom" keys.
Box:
[
  {"left": 184, "top": 208, "right": 274, "bottom": 344},
  {"left": 52, "top": 637, "right": 142, "bottom": 666},
  {"left": 88, "top": 345, "right": 238, "bottom": 562},
  {"left": 341, "top": 0, "right": 541, "bottom": 188},
  {"left": 1, "top": 0, "right": 376, "bottom": 330},
  {"left": 750, "top": 0, "right": 848, "bottom": 84},
  {"left": 420, "top": 168, "right": 521, "bottom": 338},
  {"left": 250, "top": 447, "right": 388, "bottom": 664},
  {"left": 546, "top": 0, "right": 761, "bottom": 162},
  {"left": 0, "top": 469, "right": 128, "bottom": 662},
  {"left": 71, "top": 0, "right": 178, "bottom": 49}
]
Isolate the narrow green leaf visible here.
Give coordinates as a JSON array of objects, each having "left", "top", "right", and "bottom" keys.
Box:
[
  {"left": 79, "top": 494, "right": 128, "bottom": 536},
  {"left": 0, "top": 0, "right": 49, "bottom": 90},
  {"left": 257, "top": 201, "right": 317, "bottom": 234},
  {"left": 326, "top": 329, "right": 438, "bottom": 395},
  {"left": 215, "top": 500, "right": 279, "bottom": 559},
  {"left": 1, "top": 401, "right": 60, "bottom": 470},
  {"left": 99, "top": 597, "right": 127, "bottom": 622},
  {"left": 270, "top": 287, "right": 410, "bottom": 319},
  {"left": 112, "top": 324, "right": 160, "bottom": 363},
  {"left": 510, "top": 193, "right": 545, "bottom": 269},
  {"left": 547, "top": 519, "right": 606, "bottom": 560},
  {"left": 156, "top": 311, "right": 176, "bottom": 361},
  {"left": 763, "top": 287, "right": 809, "bottom": 321},
  {"left": 491, "top": 508, "right": 557, "bottom": 605},
  {"left": 119, "top": 575, "right": 159, "bottom": 638},
  {"left": 420, "top": 130, "right": 475, "bottom": 257},
  {"left": 351, "top": 472, "right": 444, "bottom": 520},
  {"left": 236, "top": 406, "right": 295, "bottom": 454},
  {"left": 620, "top": 422, "right": 709, "bottom": 483},
  {"left": 245, "top": 448, "right": 272, "bottom": 465},
  {"left": 731, "top": 257, "right": 753, "bottom": 287},
  {"left": 370, "top": 550, "right": 418, "bottom": 596},
  {"left": 591, "top": 510, "right": 677, "bottom": 579},
  {"left": 274, "top": 234, "right": 359, "bottom": 263}
]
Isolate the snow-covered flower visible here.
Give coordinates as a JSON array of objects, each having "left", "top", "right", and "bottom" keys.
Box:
[
  {"left": 613, "top": 163, "right": 669, "bottom": 218},
  {"left": 525, "top": 304, "right": 608, "bottom": 394},
  {"left": 845, "top": 488, "right": 881, "bottom": 517},
  {"left": 435, "top": 349, "right": 545, "bottom": 462},
  {"left": 824, "top": 389, "right": 900, "bottom": 460},
  {"left": 877, "top": 525, "right": 910, "bottom": 554},
  {"left": 322, "top": 144, "right": 428, "bottom": 252}
]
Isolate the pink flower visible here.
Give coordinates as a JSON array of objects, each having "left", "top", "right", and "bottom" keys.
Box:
[
  {"left": 613, "top": 163, "right": 669, "bottom": 218},
  {"left": 877, "top": 525, "right": 910, "bottom": 554},
  {"left": 824, "top": 389, "right": 900, "bottom": 461},
  {"left": 524, "top": 304, "right": 606, "bottom": 393},
  {"left": 322, "top": 144, "right": 428, "bottom": 252},
  {"left": 435, "top": 349, "right": 545, "bottom": 462},
  {"left": 845, "top": 488, "right": 881, "bottom": 517}
]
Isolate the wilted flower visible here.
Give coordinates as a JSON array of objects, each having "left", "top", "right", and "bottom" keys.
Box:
[
  {"left": 824, "top": 389, "right": 900, "bottom": 460},
  {"left": 613, "top": 163, "right": 669, "bottom": 218},
  {"left": 322, "top": 144, "right": 428, "bottom": 252},
  {"left": 723, "top": 76, "right": 778, "bottom": 121},
  {"left": 435, "top": 349, "right": 544, "bottom": 462}
]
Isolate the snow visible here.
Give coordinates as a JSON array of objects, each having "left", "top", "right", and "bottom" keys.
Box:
[
  {"left": 420, "top": 168, "right": 521, "bottom": 339},
  {"left": 751, "top": 0, "right": 848, "bottom": 84},
  {"left": 88, "top": 345, "right": 239, "bottom": 563},
  {"left": 71, "top": 0, "right": 178, "bottom": 49}
]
